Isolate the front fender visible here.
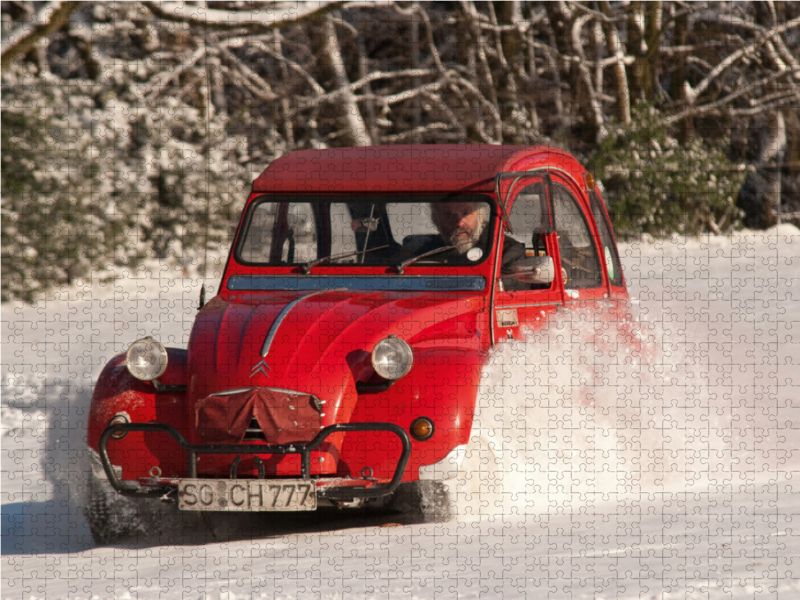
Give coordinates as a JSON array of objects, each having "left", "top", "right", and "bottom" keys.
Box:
[
  {"left": 88, "top": 348, "right": 189, "bottom": 479},
  {"left": 343, "top": 345, "right": 487, "bottom": 480}
]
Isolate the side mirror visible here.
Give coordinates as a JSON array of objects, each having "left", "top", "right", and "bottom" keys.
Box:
[{"left": 511, "top": 256, "right": 555, "bottom": 284}]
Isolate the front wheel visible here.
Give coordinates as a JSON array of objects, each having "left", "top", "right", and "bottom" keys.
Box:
[
  {"left": 84, "top": 449, "right": 208, "bottom": 545},
  {"left": 384, "top": 480, "right": 452, "bottom": 523}
]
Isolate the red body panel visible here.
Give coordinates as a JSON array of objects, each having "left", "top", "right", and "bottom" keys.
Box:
[
  {"left": 88, "top": 144, "right": 630, "bottom": 496},
  {"left": 88, "top": 349, "right": 189, "bottom": 479}
]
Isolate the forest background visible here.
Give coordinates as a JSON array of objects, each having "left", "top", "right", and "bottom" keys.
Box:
[{"left": 2, "top": 0, "right": 799, "bottom": 302}]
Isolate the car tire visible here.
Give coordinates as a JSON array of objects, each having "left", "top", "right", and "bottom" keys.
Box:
[
  {"left": 84, "top": 449, "right": 206, "bottom": 545},
  {"left": 85, "top": 455, "right": 152, "bottom": 544},
  {"left": 386, "top": 480, "right": 451, "bottom": 523}
]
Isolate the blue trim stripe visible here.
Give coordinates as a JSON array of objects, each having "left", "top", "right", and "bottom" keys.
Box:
[{"left": 227, "top": 275, "right": 486, "bottom": 292}]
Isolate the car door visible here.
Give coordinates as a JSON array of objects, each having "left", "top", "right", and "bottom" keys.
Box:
[
  {"left": 492, "top": 172, "right": 562, "bottom": 341},
  {"left": 549, "top": 176, "right": 607, "bottom": 303}
]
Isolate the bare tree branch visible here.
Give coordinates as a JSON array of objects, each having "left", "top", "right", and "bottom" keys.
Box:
[
  {"left": 1, "top": 1, "right": 83, "bottom": 73},
  {"left": 214, "top": 45, "right": 277, "bottom": 102},
  {"left": 237, "top": 39, "right": 325, "bottom": 96},
  {"left": 350, "top": 68, "right": 439, "bottom": 92},
  {"left": 391, "top": 2, "right": 444, "bottom": 73},
  {"left": 570, "top": 12, "right": 604, "bottom": 138},
  {"left": 288, "top": 68, "right": 438, "bottom": 114},
  {"left": 419, "top": 91, "right": 464, "bottom": 134},
  {"left": 144, "top": 46, "right": 207, "bottom": 98},
  {"left": 381, "top": 123, "right": 450, "bottom": 143},
  {"left": 141, "top": 1, "right": 347, "bottom": 32},
  {"left": 686, "top": 14, "right": 800, "bottom": 105},
  {"left": 697, "top": 11, "right": 800, "bottom": 80},
  {"left": 666, "top": 67, "right": 800, "bottom": 124}
]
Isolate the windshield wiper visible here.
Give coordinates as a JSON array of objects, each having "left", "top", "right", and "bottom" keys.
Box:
[
  {"left": 303, "top": 245, "right": 390, "bottom": 274},
  {"left": 395, "top": 245, "right": 457, "bottom": 274}
]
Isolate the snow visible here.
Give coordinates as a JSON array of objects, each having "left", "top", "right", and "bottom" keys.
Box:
[{"left": 3, "top": 225, "right": 800, "bottom": 599}]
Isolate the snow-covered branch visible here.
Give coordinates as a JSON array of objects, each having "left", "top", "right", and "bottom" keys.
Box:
[
  {"left": 141, "top": 1, "right": 347, "bottom": 32},
  {"left": 687, "top": 14, "right": 800, "bottom": 105},
  {"left": 1, "top": 1, "right": 83, "bottom": 72}
]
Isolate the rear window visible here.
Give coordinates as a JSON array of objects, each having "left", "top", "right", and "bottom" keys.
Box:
[{"left": 590, "top": 191, "right": 623, "bottom": 286}]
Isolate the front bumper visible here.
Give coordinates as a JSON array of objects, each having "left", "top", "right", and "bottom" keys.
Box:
[{"left": 99, "top": 422, "right": 411, "bottom": 503}]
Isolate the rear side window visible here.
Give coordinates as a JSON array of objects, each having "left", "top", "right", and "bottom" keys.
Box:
[
  {"left": 239, "top": 202, "right": 320, "bottom": 264},
  {"left": 508, "top": 181, "right": 550, "bottom": 256},
  {"left": 552, "top": 183, "right": 603, "bottom": 289},
  {"left": 590, "top": 192, "right": 623, "bottom": 286}
]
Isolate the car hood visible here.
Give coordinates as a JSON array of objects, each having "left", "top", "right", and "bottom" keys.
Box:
[{"left": 187, "top": 289, "right": 486, "bottom": 425}]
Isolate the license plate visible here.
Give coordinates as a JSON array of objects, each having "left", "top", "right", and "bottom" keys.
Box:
[{"left": 178, "top": 479, "right": 317, "bottom": 512}]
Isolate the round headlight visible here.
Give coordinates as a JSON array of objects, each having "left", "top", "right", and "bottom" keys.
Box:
[
  {"left": 371, "top": 335, "right": 413, "bottom": 380},
  {"left": 126, "top": 338, "right": 168, "bottom": 381}
]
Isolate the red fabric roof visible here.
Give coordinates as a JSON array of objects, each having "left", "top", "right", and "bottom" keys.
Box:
[{"left": 252, "top": 144, "right": 563, "bottom": 194}]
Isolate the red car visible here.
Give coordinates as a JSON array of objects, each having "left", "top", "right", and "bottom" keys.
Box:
[{"left": 86, "top": 145, "right": 627, "bottom": 542}]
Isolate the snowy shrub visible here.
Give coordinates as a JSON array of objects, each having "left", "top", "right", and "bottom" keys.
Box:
[
  {"left": 2, "top": 72, "right": 251, "bottom": 302},
  {"left": 2, "top": 76, "right": 134, "bottom": 302},
  {"left": 590, "top": 103, "right": 746, "bottom": 238}
]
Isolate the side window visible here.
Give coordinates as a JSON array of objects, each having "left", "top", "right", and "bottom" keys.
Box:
[
  {"left": 590, "top": 192, "right": 623, "bottom": 286},
  {"left": 508, "top": 181, "right": 550, "bottom": 256},
  {"left": 552, "top": 183, "right": 603, "bottom": 289},
  {"left": 330, "top": 202, "right": 358, "bottom": 257},
  {"left": 242, "top": 202, "right": 319, "bottom": 264},
  {"left": 239, "top": 202, "right": 277, "bottom": 263},
  {"left": 283, "top": 203, "right": 318, "bottom": 263}
]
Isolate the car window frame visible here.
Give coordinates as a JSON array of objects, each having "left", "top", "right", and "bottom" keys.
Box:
[
  {"left": 233, "top": 193, "right": 498, "bottom": 268},
  {"left": 589, "top": 190, "right": 623, "bottom": 288},
  {"left": 550, "top": 177, "right": 605, "bottom": 291}
]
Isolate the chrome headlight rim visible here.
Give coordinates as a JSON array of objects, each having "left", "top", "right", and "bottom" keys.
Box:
[
  {"left": 125, "top": 337, "right": 168, "bottom": 381},
  {"left": 371, "top": 335, "right": 414, "bottom": 380}
]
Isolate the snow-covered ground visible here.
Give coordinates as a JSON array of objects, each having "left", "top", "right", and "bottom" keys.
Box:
[{"left": 3, "top": 225, "right": 800, "bottom": 600}]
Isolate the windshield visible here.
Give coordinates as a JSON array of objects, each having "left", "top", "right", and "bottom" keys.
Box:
[{"left": 236, "top": 194, "right": 495, "bottom": 269}]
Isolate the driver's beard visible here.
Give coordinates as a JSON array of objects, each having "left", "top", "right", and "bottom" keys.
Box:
[{"left": 447, "top": 221, "right": 484, "bottom": 254}]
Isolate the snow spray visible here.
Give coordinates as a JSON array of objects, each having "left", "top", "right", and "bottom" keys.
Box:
[{"left": 450, "top": 304, "right": 736, "bottom": 520}]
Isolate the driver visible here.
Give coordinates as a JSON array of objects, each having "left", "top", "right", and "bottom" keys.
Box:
[
  {"left": 431, "top": 201, "right": 490, "bottom": 255},
  {"left": 426, "top": 201, "right": 528, "bottom": 291}
]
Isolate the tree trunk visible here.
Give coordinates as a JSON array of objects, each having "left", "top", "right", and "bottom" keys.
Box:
[
  {"left": 625, "top": 1, "right": 645, "bottom": 102},
  {"left": 643, "top": 1, "right": 662, "bottom": 98},
  {"left": 274, "top": 33, "right": 295, "bottom": 150},
  {"left": 670, "top": 7, "right": 694, "bottom": 142},
  {"left": 454, "top": 8, "right": 485, "bottom": 143},
  {"left": 495, "top": 0, "right": 527, "bottom": 143},
  {"left": 461, "top": 1, "right": 501, "bottom": 142},
  {"left": 600, "top": 1, "right": 630, "bottom": 125},
  {"left": 206, "top": 54, "right": 227, "bottom": 116},
  {"left": 737, "top": 112, "right": 786, "bottom": 229},
  {"left": 308, "top": 15, "right": 372, "bottom": 147},
  {"left": 755, "top": 3, "right": 784, "bottom": 226},
  {"left": 545, "top": 1, "right": 603, "bottom": 143},
  {"left": 411, "top": 1, "right": 421, "bottom": 141},
  {"left": 761, "top": 111, "right": 786, "bottom": 226}
]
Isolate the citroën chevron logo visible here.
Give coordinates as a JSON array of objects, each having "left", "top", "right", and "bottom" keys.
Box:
[{"left": 250, "top": 359, "right": 270, "bottom": 378}]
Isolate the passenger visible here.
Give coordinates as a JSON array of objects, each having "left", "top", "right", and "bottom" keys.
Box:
[{"left": 424, "top": 201, "right": 528, "bottom": 291}]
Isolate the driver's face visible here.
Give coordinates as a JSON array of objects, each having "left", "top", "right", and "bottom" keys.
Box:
[{"left": 434, "top": 202, "right": 482, "bottom": 251}]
